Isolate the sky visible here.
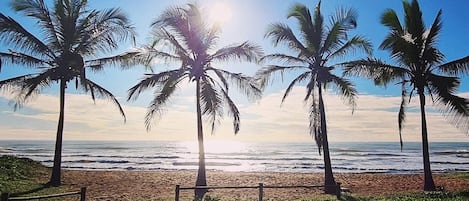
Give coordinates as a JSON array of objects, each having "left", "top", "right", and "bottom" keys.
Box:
[{"left": 0, "top": 0, "right": 469, "bottom": 143}]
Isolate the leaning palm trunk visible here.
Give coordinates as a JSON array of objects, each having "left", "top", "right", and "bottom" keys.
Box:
[
  {"left": 195, "top": 79, "right": 208, "bottom": 198},
  {"left": 318, "top": 87, "right": 336, "bottom": 194},
  {"left": 418, "top": 91, "right": 436, "bottom": 191},
  {"left": 50, "top": 80, "right": 66, "bottom": 186}
]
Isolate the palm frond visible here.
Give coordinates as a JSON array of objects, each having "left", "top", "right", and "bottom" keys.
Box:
[
  {"left": 329, "top": 75, "right": 357, "bottom": 111},
  {"left": 144, "top": 73, "right": 183, "bottom": 131},
  {"left": 380, "top": 6, "right": 421, "bottom": 67},
  {"left": 327, "top": 35, "right": 373, "bottom": 61},
  {"left": 288, "top": 3, "right": 321, "bottom": 53},
  {"left": 219, "top": 87, "right": 240, "bottom": 134},
  {"left": 149, "top": 28, "right": 191, "bottom": 63},
  {"left": 322, "top": 6, "right": 358, "bottom": 53},
  {"left": 200, "top": 77, "right": 223, "bottom": 135},
  {"left": 53, "top": 0, "right": 80, "bottom": 49},
  {"left": 0, "top": 51, "right": 47, "bottom": 70},
  {"left": 304, "top": 75, "right": 318, "bottom": 102},
  {"left": 403, "top": 0, "right": 425, "bottom": 45},
  {"left": 151, "top": 3, "right": 208, "bottom": 55},
  {"left": 380, "top": 31, "right": 417, "bottom": 67},
  {"left": 0, "top": 74, "right": 40, "bottom": 110},
  {"left": 288, "top": 3, "right": 314, "bottom": 40},
  {"left": 255, "top": 65, "right": 309, "bottom": 89},
  {"left": 380, "top": 9, "right": 403, "bottom": 34},
  {"left": 210, "top": 68, "right": 262, "bottom": 101},
  {"left": 207, "top": 68, "right": 229, "bottom": 91},
  {"left": 151, "top": 5, "right": 188, "bottom": 43},
  {"left": 0, "top": 13, "right": 54, "bottom": 59},
  {"left": 21, "top": 69, "right": 56, "bottom": 99},
  {"left": 210, "top": 42, "right": 263, "bottom": 63},
  {"left": 428, "top": 74, "right": 469, "bottom": 133},
  {"left": 437, "top": 55, "right": 469, "bottom": 76},
  {"left": 259, "top": 54, "right": 308, "bottom": 65},
  {"left": 4, "top": 69, "right": 55, "bottom": 110},
  {"left": 202, "top": 25, "right": 220, "bottom": 51},
  {"left": 398, "top": 83, "right": 408, "bottom": 150},
  {"left": 281, "top": 71, "right": 311, "bottom": 104},
  {"left": 331, "top": 6, "right": 358, "bottom": 30},
  {"left": 422, "top": 10, "right": 443, "bottom": 66},
  {"left": 307, "top": 93, "right": 321, "bottom": 154},
  {"left": 341, "top": 58, "right": 407, "bottom": 86},
  {"left": 85, "top": 51, "right": 148, "bottom": 71},
  {"left": 0, "top": 74, "right": 32, "bottom": 92},
  {"left": 322, "top": 18, "right": 345, "bottom": 55},
  {"left": 11, "top": 0, "right": 60, "bottom": 48},
  {"left": 82, "top": 78, "right": 126, "bottom": 122},
  {"left": 311, "top": 1, "right": 324, "bottom": 52},
  {"left": 265, "top": 23, "right": 309, "bottom": 55},
  {"left": 76, "top": 8, "right": 135, "bottom": 55},
  {"left": 127, "top": 69, "right": 185, "bottom": 101}
]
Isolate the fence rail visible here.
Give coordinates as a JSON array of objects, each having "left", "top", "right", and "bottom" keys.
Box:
[
  {"left": 175, "top": 182, "right": 341, "bottom": 201},
  {"left": 1, "top": 187, "right": 86, "bottom": 201}
]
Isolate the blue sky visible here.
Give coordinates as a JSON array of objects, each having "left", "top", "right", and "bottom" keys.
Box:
[{"left": 0, "top": 0, "right": 468, "bottom": 142}]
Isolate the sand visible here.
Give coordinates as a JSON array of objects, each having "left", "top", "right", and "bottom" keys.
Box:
[{"left": 54, "top": 170, "right": 469, "bottom": 200}]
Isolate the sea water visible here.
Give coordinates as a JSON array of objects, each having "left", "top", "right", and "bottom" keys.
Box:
[{"left": 0, "top": 140, "right": 467, "bottom": 173}]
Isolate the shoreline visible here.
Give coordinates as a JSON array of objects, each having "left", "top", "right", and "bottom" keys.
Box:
[
  {"left": 53, "top": 169, "right": 469, "bottom": 200},
  {"left": 60, "top": 167, "right": 469, "bottom": 175}
]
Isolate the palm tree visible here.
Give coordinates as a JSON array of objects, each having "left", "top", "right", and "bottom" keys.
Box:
[
  {"left": 0, "top": 0, "right": 135, "bottom": 186},
  {"left": 256, "top": 1, "right": 371, "bottom": 194},
  {"left": 343, "top": 0, "right": 469, "bottom": 191},
  {"left": 126, "top": 3, "right": 262, "bottom": 198}
]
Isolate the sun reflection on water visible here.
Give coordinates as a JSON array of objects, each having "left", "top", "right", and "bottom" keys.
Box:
[{"left": 179, "top": 140, "right": 253, "bottom": 171}]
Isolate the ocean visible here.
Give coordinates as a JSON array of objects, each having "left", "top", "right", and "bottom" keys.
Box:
[{"left": 0, "top": 140, "right": 468, "bottom": 174}]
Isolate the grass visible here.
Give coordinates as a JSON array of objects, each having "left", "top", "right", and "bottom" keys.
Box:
[
  {"left": 0, "top": 155, "right": 77, "bottom": 200},
  {"left": 190, "top": 191, "right": 469, "bottom": 201},
  {"left": 0, "top": 155, "right": 467, "bottom": 201},
  {"left": 0, "top": 155, "right": 49, "bottom": 194},
  {"left": 299, "top": 191, "right": 469, "bottom": 201}
]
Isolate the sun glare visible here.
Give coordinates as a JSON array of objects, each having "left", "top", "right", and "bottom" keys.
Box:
[{"left": 208, "top": 2, "right": 233, "bottom": 26}]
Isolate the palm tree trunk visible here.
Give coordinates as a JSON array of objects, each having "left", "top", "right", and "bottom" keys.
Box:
[
  {"left": 418, "top": 91, "right": 436, "bottom": 191},
  {"left": 50, "top": 79, "right": 66, "bottom": 186},
  {"left": 318, "top": 86, "right": 336, "bottom": 194},
  {"left": 195, "top": 79, "right": 208, "bottom": 199}
]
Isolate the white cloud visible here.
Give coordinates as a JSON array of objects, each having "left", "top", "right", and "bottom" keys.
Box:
[{"left": 0, "top": 88, "right": 468, "bottom": 142}]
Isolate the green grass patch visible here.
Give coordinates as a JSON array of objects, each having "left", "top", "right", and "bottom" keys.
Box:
[
  {"left": 324, "top": 190, "right": 469, "bottom": 201},
  {"left": 0, "top": 155, "right": 49, "bottom": 193},
  {"left": 0, "top": 155, "right": 77, "bottom": 200}
]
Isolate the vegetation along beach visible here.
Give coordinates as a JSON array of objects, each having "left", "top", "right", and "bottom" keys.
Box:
[{"left": 0, "top": 0, "right": 468, "bottom": 200}]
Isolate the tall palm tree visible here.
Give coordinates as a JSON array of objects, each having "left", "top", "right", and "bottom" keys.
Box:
[
  {"left": 256, "top": 1, "right": 371, "bottom": 194},
  {"left": 343, "top": 0, "right": 469, "bottom": 191},
  {"left": 0, "top": 0, "right": 135, "bottom": 186},
  {"left": 126, "top": 3, "right": 262, "bottom": 198}
]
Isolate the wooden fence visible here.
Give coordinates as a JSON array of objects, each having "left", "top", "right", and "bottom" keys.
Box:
[
  {"left": 1, "top": 187, "right": 86, "bottom": 201},
  {"left": 175, "top": 183, "right": 342, "bottom": 201}
]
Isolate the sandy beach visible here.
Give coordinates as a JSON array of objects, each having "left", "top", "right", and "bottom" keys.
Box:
[{"left": 53, "top": 170, "right": 469, "bottom": 200}]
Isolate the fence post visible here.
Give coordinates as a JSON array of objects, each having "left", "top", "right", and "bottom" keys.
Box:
[
  {"left": 1, "top": 193, "right": 9, "bottom": 201},
  {"left": 80, "top": 187, "right": 87, "bottom": 201},
  {"left": 335, "top": 182, "right": 341, "bottom": 199},
  {"left": 258, "top": 183, "right": 263, "bottom": 201},
  {"left": 175, "top": 185, "right": 180, "bottom": 201}
]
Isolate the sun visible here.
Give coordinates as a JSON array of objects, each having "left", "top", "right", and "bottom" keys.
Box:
[{"left": 208, "top": 2, "right": 233, "bottom": 26}]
